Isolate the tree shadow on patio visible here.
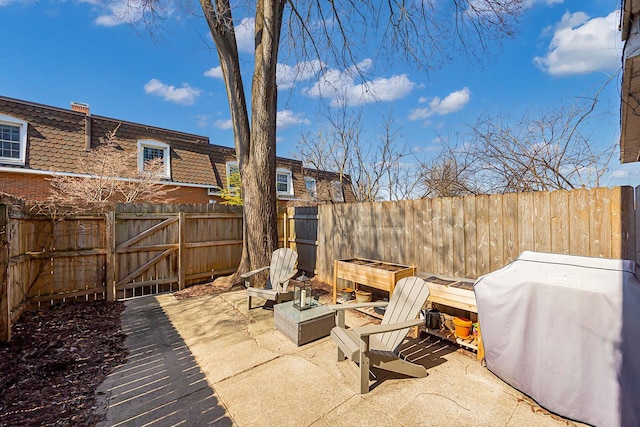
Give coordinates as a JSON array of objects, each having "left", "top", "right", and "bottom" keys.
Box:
[{"left": 95, "top": 297, "right": 232, "bottom": 426}]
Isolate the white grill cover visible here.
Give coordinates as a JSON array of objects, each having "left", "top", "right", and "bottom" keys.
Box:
[{"left": 474, "top": 251, "right": 640, "bottom": 427}]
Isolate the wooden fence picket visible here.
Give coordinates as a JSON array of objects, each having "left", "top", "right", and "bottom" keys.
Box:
[{"left": 1, "top": 186, "right": 639, "bottom": 341}]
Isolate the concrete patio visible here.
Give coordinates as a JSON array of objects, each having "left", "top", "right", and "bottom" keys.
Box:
[{"left": 97, "top": 290, "right": 585, "bottom": 426}]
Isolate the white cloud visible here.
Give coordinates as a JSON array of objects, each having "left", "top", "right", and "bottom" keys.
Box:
[
  {"left": 214, "top": 119, "right": 233, "bottom": 130},
  {"left": 235, "top": 17, "right": 255, "bottom": 54},
  {"left": 196, "top": 115, "right": 211, "bottom": 128},
  {"left": 533, "top": 10, "right": 622, "bottom": 76},
  {"left": 204, "top": 66, "right": 224, "bottom": 79},
  {"left": 409, "top": 87, "right": 471, "bottom": 121},
  {"left": 144, "top": 78, "right": 201, "bottom": 105},
  {"left": 304, "top": 59, "right": 415, "bottom": 106},
  {"left": 611, "top": 170, "right": 630, "bottom": 178},
  {"left": 277, "top": 110, "right": 310, "bottom": 129},
  {"left": 79, "top": 0, "right": 144, "bottom": 27},
  {"left": 276, "top": 60, "right": 324, "bottom": 89}
]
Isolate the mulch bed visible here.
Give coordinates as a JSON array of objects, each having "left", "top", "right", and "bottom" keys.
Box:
[{"left": 0, "top": 300, "right": 128, "bottom": 426}]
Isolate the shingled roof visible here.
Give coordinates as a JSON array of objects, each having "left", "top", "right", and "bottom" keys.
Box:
[{"left": 0, "top": 95, "right": 356, "bottom": 202}]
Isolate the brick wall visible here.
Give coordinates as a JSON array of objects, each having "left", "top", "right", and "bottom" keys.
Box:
[
  {"left": 0, "top": 171, "right": 219, "bottom": 204},
  {"left": 0, "top": 172, "right": 53, "bottom": 202}
]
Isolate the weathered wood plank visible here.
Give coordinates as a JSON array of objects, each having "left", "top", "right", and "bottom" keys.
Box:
[
  {"left": 517, "top": 192, "right": 534, "bottom": 254},
  {"left": 550, "top": 189, "right": 570, "bottom": 254},
  {"left": 611, "top": 187, "right": 623, "bottom": 259},
  {"left": 502, "top": 192, "right": 518, "bottom": 264},
  {"left": 117, "top": 216, "right": 178, "bottom": 249},
  {"left": 488, "top": 194, "right": 504, "bottom": 271},
  {"left": 442, "top": 197, "right": 454, "bottom": 276},
  {"left": 533, "top": 191, "right": 551, "bottom": 253},
  {"left": 589, "top": 187, "right": 611, "bottom": 258},
  {"left": 418, "top": 198, "right": 434, "bottom": 275},
  {"left": 0, "top": 204, "right": 10, "bottom": 342},
  {"left": 178, "top": 212, "right": 185, "bottom": 291},
  {"left": 431, "top": 197, "right": 444, "bottom": 275},
  {"left": 636, "top": 186, "right": 640, "bottom": 263},
  {"left": 475, "top": 195, "right": 490, "bottom": 277},
  {"left": 115, "top": 248, "right": 177, "bottom": 287},
  {"left": 452, "top": 197, "right": 465, "bottom": 277},
  {"left": 569, "top": 188, "right": 590, "bottom": 256}
]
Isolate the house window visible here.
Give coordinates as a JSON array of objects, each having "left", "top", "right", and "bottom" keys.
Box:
[
  {"left": 226, "top": 161, "right": 240, "bottom": 190},
  {"left": 304, "top": 177, "right": 317, "bottom": 199},
  {"left": 0, "top": 114, "right": 27, "bottom": 165},
  {"left": 276, "top": 168, "right": 293, "bottom": 197},
  {"left": 332, "top": 181, "right": 344, "bottom": 202},
  {"left": 137, "top": 140, "right": 170, "bottom": 178}
]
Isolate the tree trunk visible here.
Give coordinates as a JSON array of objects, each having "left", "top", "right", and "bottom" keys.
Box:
[
  {"left": 244, "top": 0, "right": 285, "bottom": 279},
  {"left": 199, "top": 0, "right": 284, "bottom": 283}
]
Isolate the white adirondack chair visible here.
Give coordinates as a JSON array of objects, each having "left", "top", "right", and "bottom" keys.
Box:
[
  {"left": 330, "top": 276, "right": 431, "bottom": 394},
  {"left": 242, "top": 248, "right": 298, "bottom": 310}
]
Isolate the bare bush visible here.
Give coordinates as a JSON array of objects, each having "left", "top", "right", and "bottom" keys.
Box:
[
  {"left": 420, "top": 96, "right": 615, "bottom": 196},
  {"left": 43, "top": 126, "right": 175, "bottom": 214}
]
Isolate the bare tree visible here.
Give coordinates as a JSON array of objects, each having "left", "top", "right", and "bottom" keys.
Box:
[
  {"left": 420, "top": 96, "right": 615, "bottom": 195},
  {"left": 295, "top": 106, "right": 359, "bottom": 202},
  {"left": 419, "top": 147, "right": 481, "bottom": 198},
  {"left": 296, "top": 108, "right": 413, "bottom": 202},
  {"left": 128, "top": 1, "right": 525, "bottom": 281}
]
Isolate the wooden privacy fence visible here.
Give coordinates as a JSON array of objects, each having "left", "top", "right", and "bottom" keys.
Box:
[
  {"left": 0, "top": 203, "right": 244, "bottom": 341},
  {"left": 2, "top": 186, "right": 638, "bottom": 341},
  {"left": 308, "top": 187, "right": 638, "bottom": 283}
]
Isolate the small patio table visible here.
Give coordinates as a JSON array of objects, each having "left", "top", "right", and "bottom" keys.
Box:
[{"left": 274, "top": 301, "right": 334, "bottom": 346}]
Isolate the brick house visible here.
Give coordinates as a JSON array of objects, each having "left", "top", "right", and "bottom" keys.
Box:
[{"left": 0, "top": 96, "right": 355, "bottom": 204}]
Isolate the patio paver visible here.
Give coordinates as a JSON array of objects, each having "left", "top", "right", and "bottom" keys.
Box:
[{"left": 155, "top": 290, "right": 588, "bottom": 427}]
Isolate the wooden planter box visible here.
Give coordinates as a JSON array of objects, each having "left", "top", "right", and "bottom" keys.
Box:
[
  {"left": 333, "top": 258, "right": 416, "bottom": 303},
  {"left": 422, "top": 275, "right": 477, "bottom": 313}
]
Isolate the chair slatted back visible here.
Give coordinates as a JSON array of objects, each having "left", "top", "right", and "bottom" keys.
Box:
[
  {"left": 269, "top": 248, "right": 298, "bottom": 292},
  {"left": 378, "top": 276, "right": 430, "bottom": 352}
]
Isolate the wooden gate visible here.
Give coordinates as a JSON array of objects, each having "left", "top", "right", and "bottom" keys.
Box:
[{"left": 107, "top": 205, "right": 243, "bottom": 300}]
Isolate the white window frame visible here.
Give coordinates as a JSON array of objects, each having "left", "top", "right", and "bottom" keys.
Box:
[
  {"left": 226, "top": 161, "right": 240, "bottom": 190},
  {"left": 137, "top": 139, "right": 171, "bottom": 178},
  {"left": 276, "top": 168, "right": 294, "bottom": 197},
  {"left": 304, "top": 177, "right": 317, "bottom": 199},
  {"left": 331, "top": 180, "right": 345, "bottom": 202},
  {"left": 0, "top": 114, "right": 28, "bottom": 165}
]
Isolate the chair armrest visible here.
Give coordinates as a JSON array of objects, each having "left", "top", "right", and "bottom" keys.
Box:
[
  {"left": 354, "top": 318, "right": 424, "bottom": 338},
  {"left": 240, "top": 266, "right": 270, "bottom": 279},
  {"left": 329, "top": 301, "right": 389, "bottom": 329},
  {"left": 273, "top": 269, "right": 298, "bottom": 287},
  {"left": 326, "top": 301, "right": 388, "bottom": 311}
]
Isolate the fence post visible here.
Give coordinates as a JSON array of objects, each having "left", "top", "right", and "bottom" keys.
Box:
[
  {"left": 178, "top": 211, "right": 185, "bottom": 290},
  {"left": 0, "top": 204, "right": 10, "bottom": 342},
  {"left": 105, "top": 210, "right": 116, "bottom": 301},
  {"left": 283, "top": 210, "right": 289, "bottom": 249}
]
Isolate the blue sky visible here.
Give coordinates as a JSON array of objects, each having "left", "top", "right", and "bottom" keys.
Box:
[{"left": 1, "top": 0, "right": 637, "bottom": 187}]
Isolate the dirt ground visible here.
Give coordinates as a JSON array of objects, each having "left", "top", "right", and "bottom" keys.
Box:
[{"left": 0, "top": 301, "right": 127, "bottom": 426}]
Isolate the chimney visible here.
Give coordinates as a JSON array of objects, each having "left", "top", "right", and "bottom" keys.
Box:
[
  {"left": 71, "top": 101, "right": 90, "bottom": 115},
  {"left": 71, "top": 102, "right": 92, "bottom": 151}
]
